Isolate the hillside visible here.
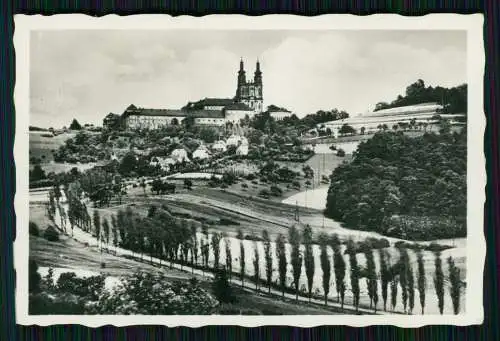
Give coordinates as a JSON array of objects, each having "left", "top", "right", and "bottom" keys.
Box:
[{"left": 325, "top": 130, "right": 466, "bottom": 240}]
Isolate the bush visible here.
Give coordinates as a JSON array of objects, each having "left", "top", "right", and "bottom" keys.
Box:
[
  {"left": 336, "top": 149, "right": 346, "bottom": 157},
  {"left": 258, "top": 189, "right": 270, "bottom": 199},
  {"left": 354, "top": 237, "right": 390, "bottom": 253},
  {"left": 43, "top": 225, "right": 60, "bottom": 242},
  {"left": 212, "top": 269, "right": 235, "bottom": 304},
  {"left": 29, "top": 259, "right": 41, "bottom": 293},
  {"left": 244, "top": 234, "right": 264, "bottom": 242},
  {"left": 241, "top": 183, "right": 248, "bottom": 189},
  {"left": 246, "top": 173, "right": 256, "bottom": 181},
  {"left": 29, "top": 222, "right": 40, "bottom": 236},
  {"left": 270, "top": 185, "right": 283, "bottom": 197},
  {"left": 56, "top": 272, "right": 106, "bottom": 301},
  {"left": 219, "top": 218, "right": 240, "bottom": 226}
]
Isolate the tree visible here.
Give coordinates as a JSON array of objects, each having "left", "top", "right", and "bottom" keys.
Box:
[
  {"left": 365, "top": 249, "right": 378, "bottom": 312},
  {"left": 182, "top": 115, "right": 195, "bottom": 131},
  {"left": 212, "top": 268, "right": 235, "bottom": 304},
  {"left": 379, "top": 249, "right": 391, "bottom": 311},
  {"left": 275, "top": 233, "right": 287, "bottom": 297},
  {"left": 398, "top": 247, "right": 410, "bottom": 313},
  {"left": 237, "top": 229, "right": 246, "bottom": 288},
  {"left": 224, "top": 236, "right": 233, "bottom": 280},
  {"left": 29, "top": 259, "right": 42, "bottom": 293},
  {"left": 346, "top": 239, "right": 360, "bottom": 312},
  {"left": 191, "top": 224, "right": 198, "bottom": 269},
  {"left": 211, "top": 232, "right": 222, "bottom": 270},
  {"left": 102, "top": 218, "right": 110, "bottom": 249},
  {"left": 434, "top": 252, "right": 445, "bottom": 315},
  {"left": 448, "top": 256, "right": 461, "bottom": 314},
  {"left": 93, "top": 210, "right": 101, "bottom": 249},
  {"left": 417, "top": 251, "right": 427, "bottom": 314},
  {"left": 69, "top": 119, "right": 82, "bottom": 130},
  {"left": 289, "top": 225, "right": 302, "bottom": 301},
  {"left": 184, "top": 179, "right": 193, "bottom": 190},
  {"left": 408, "top": 261, "right": 415, "bottom": 314},
  {"left": 262, "top": 230, "right": 273, "bottom": 293},
  {"left": 303, "top": 225, "right": 315, "bottom": 302},
  {"left": 30, "top": 164, "right": 46, "bottom": 181},
  {"left": 360, "top": 126, "right": 366, "bottom": 135},
  {"left": 252, "top": 242, "right": 261, "bottom": 291},
  {"left": 331, "top": 234, "right": 346, "bottom": 308},
  {"left": 390, "top": 274, "right": 399, "bottom": 312},
  {"left": 339, "top": 124, "right": 356, "bottom": 136},
  {"left": 319, "top": 233, "right": 331, "bottom": 306}
]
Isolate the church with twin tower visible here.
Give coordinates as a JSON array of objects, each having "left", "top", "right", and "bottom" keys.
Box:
[{"left": 235, "top": 59, "right": 263, "bottom": 114}]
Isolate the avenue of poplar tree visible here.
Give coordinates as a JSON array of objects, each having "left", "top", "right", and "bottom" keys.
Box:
[{"left": 59, "top": 193, "right": 463, "bottom": 315}]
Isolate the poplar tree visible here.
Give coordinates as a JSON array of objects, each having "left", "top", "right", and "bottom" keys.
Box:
[
  {"left": 379, "top": 249, "right": 391, "bottom": 311},
  {"left": 102, "top": 218, "right": 110, "bottom": 250},
  {"left": 434, "top": 252, "right": 445, "bottom": 315},
  {"left": 93, "top": 210, "right": 101, "bottom": 250},
  {"left": 332, "top": 235, "right": 346, "bottom": 309},
  {"left": 319, "top": 233, "right": 331, "bottom": 306},
  {"left": 237, "top": 229, "right": 246, "bottom": 288},
  {"left": 211, "top": 232, "right": 222, "bottom": 270},
  {"left": 364, "top": 249, "right": 378, "bottom": 312},
  {"left": 448, "top": 256, "right": 461, "bottom": 315},
  {"left": 262, "top": 230, "right": 273, "bottom": 293},
  {"left": 408, "top": 263, "right": 415, "bottom": 314},
  {"left": 417, "top": 251, "right": 427, "bottom": 314},
  {"left": 289, "top": 225, "right": 302, "bottom": 302},
  {"left": 390, "top": 274, "right": 399, "bottom": 312},
  {"left": 275, "top": 233, "right": 287, "bottom": 297},
  {"left": 346, "top": 239, "right": 360, "bottom": 312},
  {"left": 303, "top": 225, "right": 315, "bottom": 302},
  {"left": 191, "top": 224, "right": 198, "bottom": 268},
  {"left": 225, "top": 236, "right": 233, "bottom": 280},
  {"left": 253, "top": 242, "right": 260, "bottom": 291},
  {"left": 398, "top": 247, "right": 409, "bottom": 313},
  {"left": 111, "top": 215, "right": 119, "bottom": 253}
]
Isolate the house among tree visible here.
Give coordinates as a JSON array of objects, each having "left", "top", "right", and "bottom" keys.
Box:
[
  {"left": 236, "top": 144, "right": 249, "bottom": 156},
  {"left": 267, "top": 105, "right": 293, "bottom": 121},
  {"left": 150, "top": 156, "right": 176, "bottom": 171},
  {"left": 193, "top": 145, "right": 211, "bottom": 160},
  {"left": 171, "top": 148, "right": 191, "bottom": 163},
  {"left": 226, "top": 134, "right": 242, "bottom": 147},
  {"left": 212, "top": 140, "right": 227, "bottom": 153}
]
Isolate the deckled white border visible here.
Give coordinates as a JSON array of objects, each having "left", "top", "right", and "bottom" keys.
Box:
[{"left": 14, "top": 13, "right": 486, "bottom": 327}]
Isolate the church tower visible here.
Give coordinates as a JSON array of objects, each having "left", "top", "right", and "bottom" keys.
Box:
[{"left": 235, "top": 59, "right": 263, "bottom": 113}]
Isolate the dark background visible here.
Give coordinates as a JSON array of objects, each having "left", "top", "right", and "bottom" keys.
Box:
[{"left": 1, "top": 1, "right": 498, "bottom": 340}]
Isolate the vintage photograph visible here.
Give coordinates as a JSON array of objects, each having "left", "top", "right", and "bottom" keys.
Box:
[{"left": 15, "top": 15, "right": 485, "bottom": 326}]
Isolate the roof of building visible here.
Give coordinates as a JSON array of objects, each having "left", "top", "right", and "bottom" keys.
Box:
[
  {"left": 123, "top": 106, "right": 187, "bottom": 117},
  {"left": 224, "top": 102, "right": 253, "bottom": 111},
  {"left": 197, "top": 98, "right": 236, "bottom": 106}
]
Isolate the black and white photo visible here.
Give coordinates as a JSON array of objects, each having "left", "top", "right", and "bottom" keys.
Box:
[{"left": 15, "top": 14, "right": 485, "bottom": 327}]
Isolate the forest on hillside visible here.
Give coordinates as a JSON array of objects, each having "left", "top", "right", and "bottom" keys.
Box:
[
  {"left": 325, "top": 129, "right": 467, "bottom": 240},
  {"left": 374, "top": 79, "right": 467, "bottom": 116}
]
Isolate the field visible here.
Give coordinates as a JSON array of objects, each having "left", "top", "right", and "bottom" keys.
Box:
[
  {"left": 29, "top": 131, "right": 74, "bottom": 162},
  {"left": 29, "top": 203, "right": 359, "bottom": 315}
]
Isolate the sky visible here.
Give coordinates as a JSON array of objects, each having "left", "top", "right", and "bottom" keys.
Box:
[{"left": 30, "top": 30, "right": 467, "bottom": 128}]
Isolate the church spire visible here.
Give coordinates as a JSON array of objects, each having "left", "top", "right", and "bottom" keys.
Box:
[
  {"left": 254, "top": 59, "right": 262, "bottom": 85},
  {"left": 240, "top": 58, "right": 244, "bottom": 71}
]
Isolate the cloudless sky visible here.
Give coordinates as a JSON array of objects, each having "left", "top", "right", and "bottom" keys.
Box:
[{"left": 30, "top": 29, "right": 466, "bottom": 128}]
